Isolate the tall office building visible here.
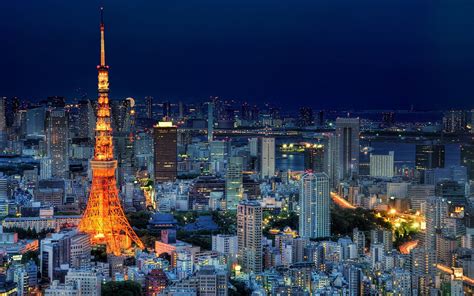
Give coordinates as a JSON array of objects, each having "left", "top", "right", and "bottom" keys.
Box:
[
  {"left": 0, "top": 176, "right": 8, "bottom": 217},
  {"left": 26, "top": 107, "right": 46, "bottom": 137},
  {"left": 304, "top": 144, "right": 325, "bottom": 173},
  {"left": 0, "top": 98, "right": 6, "bottom": 149},
  {"left": 45, "top": 109, "right": 69, "bottom": 179},
  {"left": 407, "top": 184, "right": 435, "bottom": 212},
  {"left": 424, "top": 196, "right": 449, "bottom": 251},
  {"left": 369, "top": 151, "right": 394, "bottom": 178},
  {"left": 77, "top": 100, "right": 96, "bottom": 139},
  {"left": 325, "top": 133, "right": 338, "bottom": 189},
  {"left": 153, "top": 121, "right": 177, "bottom": 183},
  {"left": 145, "top": 96, "right": 153, "bottom": 119},
  {"left": 370, "top": 228, "right": 393, "bottom": 252},
  {"left": 237, "top": 200, "right": 263, "bottom": 273},
  {"left": 335, "top": 117, "right": 360, "bottom": 180},
  {"left": 460, "top": 144, "right": 474, "bottom": 180},
  {"left": 208, "top": 102, "right": 214, "bottom": 142},
  {"left": 226, "top": 156, "right": 243, "bottom": 209},
  {"left": 443, "top": 110, "right": 466, "bottom": 133},
  {"left": 415, "top": 144, "right": 445, "bottom": 171},
  {"left": 299, "top": 173, "right": 330, "bottom": 239},
  {"left": 259, "top": 137, "right": 275, "bottom": 179},
  {"left": 298, "top": 107, "right": 313, "bottom": 127},
  {"left": 435, "top": 180, "right": 467, "bottom": 207},
  {"left": 145, "top": 269, "right": 168, "bottom": 296}
]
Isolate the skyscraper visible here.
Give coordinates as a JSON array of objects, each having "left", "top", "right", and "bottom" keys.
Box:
[
  {"left": 45, "top": 109, "right": 69, "bottom": 179},
  {"left": 153, "top": 121, "right": 177, "bottom": 183},
  {"left": 298, "top": 107, "right": 313, "bottom": 127},
  {"left": 207, "top": 102, "right": 214, "bottom": 142},
  {"left": 226, "top": 156, "right": 243, "bottom": 210},
  {"left": 335, "top": 117, "right": 360, "bottom": 180},
  {"left": 77, "top": 99, "right": 96, "bottom": 139},
  {"left": 259, "top": 137, "right": 275, "bottom": 179},
  {"left": 424, "top": 196, "right": 449, "bottom": 252},
  {"left": 237, "top": 200, "right": 262, "bottom": 273},
  {"left": 145, "top": 96, "right": 153, "bottom": 119},
  {"left": 443, "top": 110, "right": 466, "bottom": 133},
  {"left": 460, "top": 144, "right": 474, "bottom": 180},
  {"left": 299, "top": 172, "right": 330, "bottom": 239},
  {"left": 415, "top": 144, "right": 445, "bottom": 171},
  {"left": 304, "top": 144, "right": 325, "bottom": 173}
]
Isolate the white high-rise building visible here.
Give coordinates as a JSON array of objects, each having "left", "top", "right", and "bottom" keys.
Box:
[
  {"left": 0, "top": 176, "right": 8, "bottom": 217},
  {"left": 44, "top": 280, "right": 79, "bottom": 296},
  {"left": 259, "top": 137, "right": 275, "bottom": 179},
  {"left": 370, "top": 151, "right": 394, "bottom": 178},
  {"left": 299, "top": 172, "right": 330, "bottom": 239},
  {"left": 237, "top": 200, "right": 262, "bottom": 273},
  {"left": 212, "top": 234, "right": 238, "bottom": 259},
  {"left": 424, "top": 196, "right": 449, "bottom": 251},
  {"left": 64, "top": 269, "right": 101, "bottom": 296}
]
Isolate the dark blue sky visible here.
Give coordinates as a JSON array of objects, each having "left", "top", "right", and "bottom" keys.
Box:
[{"left": 2, "top": 0, "right": 474, "bottom": 109}]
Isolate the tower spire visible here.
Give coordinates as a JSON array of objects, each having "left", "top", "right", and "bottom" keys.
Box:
[
  {"left": 79, "top": 6, "right": 144, "bottom": 256},
  {"left": 100, "top": 7, "right": 106, "bottom": 67}
]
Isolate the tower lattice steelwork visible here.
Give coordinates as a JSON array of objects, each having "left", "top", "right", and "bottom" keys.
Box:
[{"left": 79, "top": 8, "right": 144, "bottom": 255}]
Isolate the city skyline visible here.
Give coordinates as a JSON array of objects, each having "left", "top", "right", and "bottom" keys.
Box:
[
  {"left": 1, "top": 3, "right": 474, "bottom": 296},
  {"left": 3, "top": 1, "right": 474, "bottom": 109}
]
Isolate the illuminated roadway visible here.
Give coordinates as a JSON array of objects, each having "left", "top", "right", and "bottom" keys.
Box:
[
  {"left": 330, "top": 191, "right": 422, "bottom": 255},
  {"left": 436, "top": 264, "right": 474, "bottom": 286}
]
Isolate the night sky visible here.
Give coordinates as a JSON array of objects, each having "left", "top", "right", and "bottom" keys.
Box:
[{"left": 2, "top": 0, "right": 474, "bottom": 110}]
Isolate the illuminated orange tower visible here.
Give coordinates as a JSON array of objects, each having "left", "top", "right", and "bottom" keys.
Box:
[{"left": 79, "top": 8, "right": 144, "bottom": 255}]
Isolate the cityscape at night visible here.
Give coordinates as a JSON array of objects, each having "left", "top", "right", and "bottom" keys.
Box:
[{"left": 2, "top": 1, "right": 474, "bottom": 296}]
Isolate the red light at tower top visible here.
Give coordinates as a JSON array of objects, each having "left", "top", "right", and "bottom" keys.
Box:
[{"left": 78, "top": 7, "right": 144, "bottom": 255}]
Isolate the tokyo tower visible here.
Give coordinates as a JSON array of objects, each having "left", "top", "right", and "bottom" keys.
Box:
[{"left": 79, "top": 8, "right": 144, "bottom": 255}]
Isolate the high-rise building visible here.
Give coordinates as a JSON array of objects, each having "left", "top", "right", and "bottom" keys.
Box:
[
  {"left": 370, "top": 228, "right": 393, "bottom": 252},
  {"left": 237, "top": 200, "right": 262, "bottom": 273},
  {"left": 461, "top": 144, "right": 474, "bottom": 180},
  {"left": 145, "top": 269, "right": 168, "bottom": 296},
  {"left": 77, "top": 100, "right": 96, "bottom": 139},
  {"left": 64, "top": 269, "right": 101, "bottom": 296},
  {"left": 415, "top": 144, "right": 445, "bottom": 171},
  {"left": 335, "top": 117, "right": 360, "bottom": 180},
  {"left": 226, "top": 156, "right": 243, "bottom": 210},
  {"left": 212, "top": 234, "right": 238, "bottom": 260},
  {"left": 153, "top": 121, "right": 177, "bottom": 183},
  {"left": 443, "top": 110, "right": 466, "bottom": 133},
  {"left": 26, "top": 107, "right": 46, "bottom": 137},
  {"left": 369, "top": 151, "right": 394, "bottom": 178},
  {"left": 259, "top": 137, "right": 275, "bottom": 179},
  {"left": 325, "top": 133, "right": 338, "bottom": 189},
  {"left": 45, "top": 109, "right": 69, "bottom": 179},
  {"left": 299, "top": 173, "right": 330, "bottom": 239},
  {"left": 424, "top": 166, "right": 467, "bottom": 185},
  {"left": 0, "top": 176, "right": 8, "bottom": 217},
  {"left": 304, "top": 144, "right": 325, "bottom": 173},
  {"left": 435, "top": 180, "right": 467, "bottom": 207},
  {"left": 407, "top": 184, "right": 435, "bottom": 212},
  {"left": 207, "top": 102, "right": 214, "bottom": 142},
  {"left": 424, "top": 196, "right": 449, "bottom": 252},
  {"left": 298, "top": 107, "right": 313, "bottom": 127},
  {"left": 145, "top": 96, "right": 153, "bottom": 119},
  {"left": 381, "top": 112, "right": 395, "bottom": 127},
  {"left": 0, "top": 98, "right": 6, "bottom": 150}
]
